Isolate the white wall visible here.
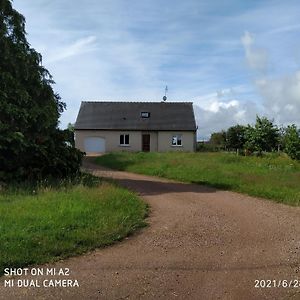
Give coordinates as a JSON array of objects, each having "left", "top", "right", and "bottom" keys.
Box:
[
  {"left": 75, "top": 130, "right": 195, "bottom": 153},
  {"left": 157, "top": 131, "right": 196, "bottom": 152}
]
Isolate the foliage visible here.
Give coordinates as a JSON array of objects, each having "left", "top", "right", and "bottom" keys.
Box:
[
  {"left": 277, "top": 125, "right": 286, "bottom": 152},
  {"left": 0, "top": 0, "right": 83, "bottom": 182},
  {"left": 200, "top": 117, "right": 300, "bottom": 162},
  {"left": 209, "top": 130, "right": 226, "bottom": 150},
  {"left": 0, "top": 179, "right": 147, "bottom": 274},
  {"left": 96, "top": 152, "right": 300, "bottom": 206},
  {"left": 67, "top": 122, "right": 75, "bottom": 132},
  {"left": 226, "top": 125, "right": 247, "bottom": 153},
  {"left": 283, "top": 125, "right": 300, "bottom": 160},
  {"left": 244, "top": 116, "right": 279, "bottom": 155},
  {"left": 197, "top": 141, "right": 220, "bottom": 152},
  {"left": 65, "top": 125, "right": 75, "bottom": 147}
]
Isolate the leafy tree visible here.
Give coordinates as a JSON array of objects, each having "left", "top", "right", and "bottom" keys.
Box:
[
  {"left": 0, "top": 0, "right": 83, "bottom": 182},
  {"left": 244, "top": 116, "right": 279, "bottom": 155},
  {"left": 209, "top": 131, "right": 226, "bottom": 151},
  {"left": 283, "top": 125, "right": 300, "bottom": 160},
  {"left": 67, "top": 122, "right": 74, "bottom": 132},
  {"left": 277, "top": 125, "right": 286, "bottom": 152},
  {"left": 226, "top": 125, "right": 246, "bottom": 154},
  {"left": 65, "top": 123, "right": 75, "bottom": 147}
]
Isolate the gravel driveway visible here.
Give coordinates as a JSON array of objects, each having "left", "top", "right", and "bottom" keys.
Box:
[{"left": 1, "top": 159, "right": 300, "bottom": 300}]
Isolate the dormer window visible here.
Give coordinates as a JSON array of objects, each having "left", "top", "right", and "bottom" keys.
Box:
[{"left": 141, "top": 112, "right": 150, "bottom": 118}]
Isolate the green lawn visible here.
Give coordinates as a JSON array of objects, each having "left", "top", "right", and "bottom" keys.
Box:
[
  {"left": 0, "top": 177, "right": 147, "bottom": 275},
  {"left": 95, "top": 152, "right": 300, "bottom": 206}
]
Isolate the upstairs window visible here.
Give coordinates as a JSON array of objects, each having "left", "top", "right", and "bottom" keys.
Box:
[
  {"left": 172, "top": 135, "right": 182, "bottom": 146},
  {"left": 141, "top": 112, "right": 150, "bottom": 118},
  {"left": 120, "top": 134, "right": 130, "bottom": 146}
]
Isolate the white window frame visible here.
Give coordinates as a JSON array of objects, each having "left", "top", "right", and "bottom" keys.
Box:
[
  {"left": 172, "top": 134, "right": 182, "bottom": 147},
  {"left": 120, "top": 134, "right": 130, "bottom": 146}
]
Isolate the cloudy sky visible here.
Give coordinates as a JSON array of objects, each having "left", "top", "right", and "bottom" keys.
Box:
[{"left": 13, "top": 0, "right": 300, "bottom": 139}]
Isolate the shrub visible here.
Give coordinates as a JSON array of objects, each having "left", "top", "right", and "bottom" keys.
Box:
[{"left": 284, "top": 125, "right": 300, "bottom": 160}]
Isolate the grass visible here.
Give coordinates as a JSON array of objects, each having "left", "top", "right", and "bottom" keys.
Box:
[
  {"left": 0, "top": 175, "right": 147, "bottom": 275},
  {"left": 95, "top": 152, "right": 300, "bottom": 206}
]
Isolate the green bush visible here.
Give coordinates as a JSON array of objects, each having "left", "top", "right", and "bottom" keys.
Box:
[{"left": 284, "top": 125, "right": 300, "bottom": 160}]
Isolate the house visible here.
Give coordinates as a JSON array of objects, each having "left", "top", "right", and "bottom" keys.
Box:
[{"left": 74, "top": 101, "right": 197, "bottom": 154}]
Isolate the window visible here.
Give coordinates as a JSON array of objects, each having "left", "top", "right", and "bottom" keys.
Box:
[
  {"left": 120, "top": 134, "right": 130, "bottom": 146},
  {"left": 141, "top": 112, "right": 150, "bottom": 118},
  {"left": 172, "top": 135, "right": 182, "bottom": 146}
]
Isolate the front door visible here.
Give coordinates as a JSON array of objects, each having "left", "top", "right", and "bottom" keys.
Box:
[{"left": 142, "top": 134, "right": 150, "bottom": 152}]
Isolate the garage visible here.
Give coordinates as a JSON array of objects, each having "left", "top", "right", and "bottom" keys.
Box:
[{"left": 84, "top": 137, "right": 106, "bottom": 153}]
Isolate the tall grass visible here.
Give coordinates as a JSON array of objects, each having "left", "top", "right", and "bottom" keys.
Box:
[
  {"left": 0, "top": 178, "right": 147, "bottom": 275},
  {"left": 96, "top": 152, "right": 300, "bottom": 206}
]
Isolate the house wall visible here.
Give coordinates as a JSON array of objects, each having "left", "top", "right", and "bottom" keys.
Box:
[
  {"left": 75, "top": 130, "right": 195, "bottom": 154},
  {"left": 75, "top": 130, "right": 142, "bottom": 153},
  {"left": 157, "top": 131, "right": 196, "bottom": 152}
]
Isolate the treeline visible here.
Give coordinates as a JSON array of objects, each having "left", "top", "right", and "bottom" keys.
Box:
[
  {"left": 0, "top": 0, "right": 83, "bottom": 183},
  {"left": 198, "top": 116, "right": 300, "bottom": 160}
]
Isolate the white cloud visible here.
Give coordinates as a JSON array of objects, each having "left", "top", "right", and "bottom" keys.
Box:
[
  {"left": 207, "top": 99, "right": 239, "bottom": 113},
  {"left": 46, "top": 36, "right": 98, "bottom": 63},
  {"left": 242, "top": 31, "right": 300, "bottom": 127},
  {"left": 241, "top": 31, "right": 254, "bottom": 48},
  {"left": 268, "top": 24, "right": 300, "bottom": 35},
  {"left": 241, "top": 31, "right": 268, "bottom": 72},
  {"left": 255, "top": 71, "right": 300, "bottom": 124},
  {"left": 193, "top": 92, "right": 258, "bottom": 140}
]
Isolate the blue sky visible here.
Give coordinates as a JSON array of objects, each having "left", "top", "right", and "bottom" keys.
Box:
[{"left": 13, "top": 0, "right": 300, "bottom": 139}]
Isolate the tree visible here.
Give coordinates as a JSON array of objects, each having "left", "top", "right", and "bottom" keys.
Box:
[
  {"left": 66, "top": 123, "right": 75, "bottom": 147},
  {"left": 209, "top": 131, "right": 226, "bottom": 151},
  {"left": 244, "top": 116, "right": 279, "bottom": 155},
  {"left": 283, "top": 125, "right": 300, "bottom": 160},
  {"left": 226, "top": 125, "right": 246, "bottom": 154},
  {"left": 67, "top": 123, "right": 75, "bottom": 132},
  {"left": 277, "top": 125, "right": 286, "bottom": 152},
  {"left": 0, "top": 0, "right": 83, "bottom": 182}
]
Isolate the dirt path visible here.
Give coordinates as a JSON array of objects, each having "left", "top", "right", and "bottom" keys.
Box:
[{"left": 1, "top": 160, "right": 300, "bottom": 300}]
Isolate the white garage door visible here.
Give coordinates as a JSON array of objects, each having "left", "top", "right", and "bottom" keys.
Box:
[{"left": 84, "top": 137, "right": 106, "bottom": 153}]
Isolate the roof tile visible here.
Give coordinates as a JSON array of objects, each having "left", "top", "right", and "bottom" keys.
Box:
[{"left": 75, "top": 101, "right": 197, "bottom": 131}]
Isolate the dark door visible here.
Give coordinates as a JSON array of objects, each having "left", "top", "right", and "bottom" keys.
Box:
[{"left": 142, "top": 134, "right": 150, "bottom": 152}]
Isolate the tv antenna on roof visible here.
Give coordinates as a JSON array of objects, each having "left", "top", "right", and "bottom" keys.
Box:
[{"left": 163, "top": 85, "right": 168, "bottom": 101}]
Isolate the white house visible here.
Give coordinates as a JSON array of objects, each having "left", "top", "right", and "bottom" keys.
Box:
[{"left": 74, "top": 101, "right": 197, "bottom": 154}]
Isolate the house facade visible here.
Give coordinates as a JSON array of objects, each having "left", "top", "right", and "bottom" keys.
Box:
[{"left": 74, "top": 101, "right": 197, "bottom": 154}]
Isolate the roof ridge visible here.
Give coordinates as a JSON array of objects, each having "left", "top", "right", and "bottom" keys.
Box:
[{"left": 81, "top": 100, "right": 193, "bottom": 104}]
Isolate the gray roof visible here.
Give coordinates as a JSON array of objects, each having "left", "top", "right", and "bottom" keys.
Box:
[{"left": 75, "top": 101, "right": 197, "bottom": 131}]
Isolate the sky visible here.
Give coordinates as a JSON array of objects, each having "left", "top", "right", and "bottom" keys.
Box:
[{"left": 13, "top": 0, "right": 300, "bottom": 140}]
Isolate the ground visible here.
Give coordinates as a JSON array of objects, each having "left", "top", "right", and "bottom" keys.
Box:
[{"left": 0, "top": 159, "right": 299, "bottom": 300}]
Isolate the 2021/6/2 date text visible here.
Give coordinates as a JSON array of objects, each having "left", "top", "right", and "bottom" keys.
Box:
[{"left": 255, "top": 279, "right": 299, "bottom": 288}]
